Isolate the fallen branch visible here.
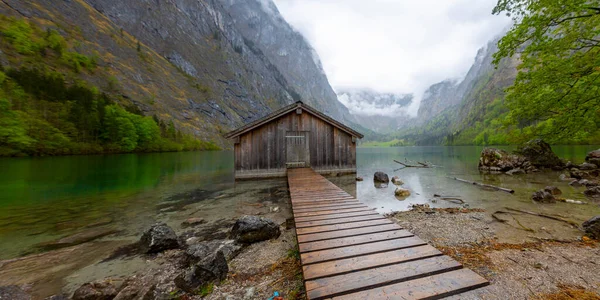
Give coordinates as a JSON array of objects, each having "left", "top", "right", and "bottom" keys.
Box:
[
  {"left": 449, "top": 177, "right": 515, "bottom": 194},
  {"left": 394, "top": 160, "right": 429, "bottom": 168},
  {"left": 432, "top": 194, "right": 465, "bottom": 204},
  {"left": 504, "top": 207, "right": 582, "bottom": 230},
  {"left": 492, "top": 211, "right": 535, "bottom": 232},
  {"left": 492, "top": 211, "right": 508, "bottom": 223}
]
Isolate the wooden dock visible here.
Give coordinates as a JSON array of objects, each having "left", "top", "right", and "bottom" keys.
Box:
[{"left": 287, "top": 168, "right": 489, "bottom": 299}]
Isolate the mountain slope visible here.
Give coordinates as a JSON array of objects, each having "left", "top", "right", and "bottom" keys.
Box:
[{"left": 0, "top": 0, "right": 353, "bottom": 155}]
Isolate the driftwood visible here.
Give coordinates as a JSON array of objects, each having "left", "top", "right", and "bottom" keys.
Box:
[
  {"left": 432, "top": 194, "right": 465, "bottom": 204},
  {"left": 449, "top": 177, "right": 515, "bottom": 194},
  {"left": 492, "top": 211, "right": 535, "bottom": 232},
  {"left": 394, "top": 160, "right": 429, "bottom": 168},
  {"left": 504, "top": 207, "right": 582, "bottom": 230}
]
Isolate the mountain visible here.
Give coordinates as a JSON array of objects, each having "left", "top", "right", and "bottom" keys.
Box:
[
  {"left": 395, "top": 36, "right": 519, "bottom": 145},
  {"left": 0, "top": 0, "right": 353, "bottom": 155},
  {"left": 337, "top": 88, "right": 413, "bottom": 134}
]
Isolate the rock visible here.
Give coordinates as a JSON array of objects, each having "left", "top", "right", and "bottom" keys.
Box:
[
  {"left": 174, "top": 250, "right": 228, "bottom": 293},
  {"left": 186, "top": 240, "right": 243, "bottom": 262},
  {"left": 72, "top": 280, "right": 123, "bottom": 300},
  {"left": 544, "top": 186, "right": 562, "bottom": 196},
  {"left": 559, "top": 173, "right": 574, "bottom": 181},
  {"left": 355, "top": 177, "right": 363, "bottom": 181},
  {"left": 35, "top": 228, "right": 118, "bottom": 251},
  {"left": 570, "top": 170, "right": 595, "bottom": 180},
  {"left": 532, "top": 190, "right": 556, "bottom": 203},
  {"left": 391, "top": 176, "right": 404, "bottom": 185},
  {"left": 586, "top": 149, "right": 600, "bottom": 167},
  {"left": 515, "top": 139, "right": 564, "bottom": 169},
  {"left": 505, "top": 168, "right": 525, "bottom": 175},
  {"left": 583, "top": 216, "right": 600, "bottom": 239},
  {"left": 579, "top": 162, "right": 598, "bottom": 170},
  {"left": 394, "top": 188, "right": 411, "bottom": 198},
  {"left": 584, "top": 186, "right": 600, "bottom": 198},
  {"left": 140, "top": 223, "right": 179, "bottom": 253},
  {"left": 373, "top": 171, "right": 389, "bottom": 183},
  {"left": 565, "top": 161, "right": 575, "bottom": 168},
  {"left": 230, "top": 216, "right": 280, "bottom": 243},
  {"left": 569, "top": 180, "right": 582, "bottom": 187},
  {"left": 0, "top": 286, "right": 31, "bottom": 300},
  {"left": 182, "top": 218, "right": 205, "bottom": 228},
  {"left": 478, "top": 148, "right": 534, "bottom": 173}
]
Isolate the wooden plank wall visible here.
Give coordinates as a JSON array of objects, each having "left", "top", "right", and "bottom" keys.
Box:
[{"left": 234, "top": 111, "right": 356, "bottom": 178}]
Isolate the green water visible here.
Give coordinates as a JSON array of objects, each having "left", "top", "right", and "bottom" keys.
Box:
[{"left": 1, "top": 146, "right": 599, "bottom": 261}]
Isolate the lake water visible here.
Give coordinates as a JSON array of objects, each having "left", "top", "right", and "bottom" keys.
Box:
[{"left": 1, "top": 146, "right": 599, "bottom": 262}]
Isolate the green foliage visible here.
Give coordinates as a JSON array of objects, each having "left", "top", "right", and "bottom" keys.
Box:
[
  {"left": 1, "top": 19, "right": 42, "bottom": 55},
  {"left": 492, "top": 0, "right": 600, "bottom": 143},
  {"left": 195, "top": 283, "right": 214, "bottom": 297},
  {"left": 62, "top": 51, "right": 97, "bottom": 72}
]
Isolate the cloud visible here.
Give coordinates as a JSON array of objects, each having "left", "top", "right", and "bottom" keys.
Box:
[{"left": 272, "top": 0, "right": 511, "bottom": 115}]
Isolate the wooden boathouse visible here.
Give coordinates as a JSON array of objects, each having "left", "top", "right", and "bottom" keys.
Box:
[{"left": 224, "top": 101, "right": 364, "bottom": 179}]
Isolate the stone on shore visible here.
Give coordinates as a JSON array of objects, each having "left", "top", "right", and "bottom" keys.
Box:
[
  {"left": 0, "top": 286, "right": 31, "bottom": 300},
  {"left": 373, "top": 172, "right": 389, "bottom": 183},
  {"left": 72, "top": 280, "right": 123, "bottom": 300},
  {"left": 230, "top": 216, "right": 280, "bottom": 243},
  {"left": 186, "top": 240, "right": 243, "bottom": 263},
  {"left": 515, "top": 139, "right": 564, "bottom": 169},
  {"left": 544, "top": 186, "right": 562, "bottom": 196},
  {"left": 584, "top": 186, "right": 600, "bottom": 198},
  {"left": 395, "top": 188, "right": 411, "bottom": 198},
  {"left": 174, "top": 250, "right": 228, "bottom": 292},
  {"left": 579, "top": 162, "right": 598, "bottom": 170},
  {"left": 140, "top": 223, "right": 179, "bottom": 253},
  {"left": 583, "top": 216, "right": 600, "bottom": 239}
]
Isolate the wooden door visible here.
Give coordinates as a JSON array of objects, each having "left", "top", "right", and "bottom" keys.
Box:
[{"left": 286, "top": 131, "right": 310, "bottom": 168}]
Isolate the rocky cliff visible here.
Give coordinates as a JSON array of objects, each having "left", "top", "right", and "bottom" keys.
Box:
[{"left": 0, "top": 0, "right": 353, "bottom": 148}]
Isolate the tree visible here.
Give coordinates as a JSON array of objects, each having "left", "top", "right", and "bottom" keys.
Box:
[{"left": 493, "top": 0, "right": 600, "bottom": 143}]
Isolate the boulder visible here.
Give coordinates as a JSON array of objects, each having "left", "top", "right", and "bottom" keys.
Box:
[
  {"left": 174, "top": 250, "right": 228, "bottom": 292},
  {"left": 391, "top": 176, "right": 404, "bottom": 185},
  {"left": 515, "top": 139, "right": 564, "bottom": 169},
  {"left": 584, "top": 186, "right": 600, "bottom": 198},
  {"left": 373, "top": 172, "right": 389, "bottom": 183},
  {"left": 532, "top": 190, "right": 556, "bottom": 203},
  {"left": 140, "top": 223, "right": 179, "bottom": 253},
  {"left": 355, "top": 177, "right": 363, "bottom": 181},
  {"left": 544, "top": 186, "right": 562, "bottom": 196},
  {"left": 231, "top": 216, "right": 280, "bottom": 243},
  {"left": 586, "top": 149, "right": 600, "bottom": 167},
  {"left": 72, "top": 280, "right": 123, "bottom": 300},
  {"left": 579, "top": 162, "right": 598, "bottom": 170},
  {"left": 478, "top": 148, "right": 535, "bottom": 173},
  {"left": 182, "top": 218, "right": 205, "bottom": 228},
  {"left": 570, "top": 170, "right": 599, "bottom": 180},
  {"left": 0, "top": 286, "right": 31, "bottom": 300},
  {"left": 569, "top": 180, "right": 583, "bottom": 187},
  {"left": 505, "top": 168, "right": 525, "bottom": 175},
  {"left": 583, "top": 216, "right": 600, "bottom": 239},
  {"left": 394, "top": 188, "right": 411, "bottom": 198},
  {"left": 565, "top": 161, "right": 575, "bottom": 169}
]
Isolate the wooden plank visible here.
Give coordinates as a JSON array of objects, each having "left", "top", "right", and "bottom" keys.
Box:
[
  {"left": 294, "top": 207, "right": 375, "bottom": 218},
  {"left": 295, "top": 214, "right": 386, "bottom": 229},
  {"left": 297, "top": 224, "right": 401, "bottom": 243},
  {"left": 296, "top": 219, "right": 393, "bottom": 235},
  {"left": 293, "top": 204, "right": 368, "bottom": 213},
  {"left": 302, "top": 245, "right": 443, "bottom": 280},
  {"left": 331, "top": 269, "right": 489, "bottom": 300},
  {"left": 299, "top": 230, "right": 413, "bottom": 252},
  {"left": 301, "top": 236, "right": 426, "bottom": 264},
  {"left": 292, "top": 197, "right": 356, "bottom": 204},
  {"left": 294, "top": 211, "right": 379, "bottom": 223},
  {"left": 292, "top": 201, "right": 360, "bottom": 209},
  {"left": 306, "top": 255, "right": 463, "bottom": 300}
]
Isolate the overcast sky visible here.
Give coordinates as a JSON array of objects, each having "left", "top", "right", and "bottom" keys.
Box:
[{"left": 272, "top": 0, "right": 511, "bottom": 115}]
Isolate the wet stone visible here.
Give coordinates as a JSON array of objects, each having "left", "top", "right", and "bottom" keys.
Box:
[{"left": 140, "top": 223, "right": 179, "bottom": 253}]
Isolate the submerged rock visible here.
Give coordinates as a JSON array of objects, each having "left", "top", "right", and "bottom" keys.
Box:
[
  {"left": 181, "top": 218, "right": 205, "bottom": 228},
  {"left": 586, "top": 149, "right": 600, "bottom": 167},
  {"left": 394, "top": 188, "right": 411, "bottom": 198},
  {"left": 72, "top": 280, "right": 123, "bottom": 300},
  {"left": 505, "top": 168, "right": 525, "bottom": 175},
  {"left": 35, "top": 227, "right": 117, "bottom": 251},
  {"left": 174, "top": 250, "right": 228, "bottom": 292},
  {"left": 532, "top": 189, "right": 556, "bottom": 203},
  {"left": 355, "top": 176, "right": 363, "bottom": 181},
  {"left": 373, "top": 172, "right": 389, "bottom": 183},
  {"left": 231, "top": 216, "right": 280, "bottom": 243},
  {"left": 544, "top": 186, "right": 562, "bottom": 196},
  {"left": 583, "top": 216, "right": 600, "bottom": 239},
  {"left": 584, "top": 186, "right": 600, "bottom": 198},
  {"left": 140, "top": 223, "right": 179, "bottom": 253},
  {"left": 391, "top": 176, "right": 404, "bottom": 185},
  {"left": 515, "top": 139, "right": 564, "bottom": 169}
]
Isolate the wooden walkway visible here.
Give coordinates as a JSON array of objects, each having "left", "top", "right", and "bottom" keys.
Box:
[{"left": 287, "top": 168, "right": 489, "bottom": 300}]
